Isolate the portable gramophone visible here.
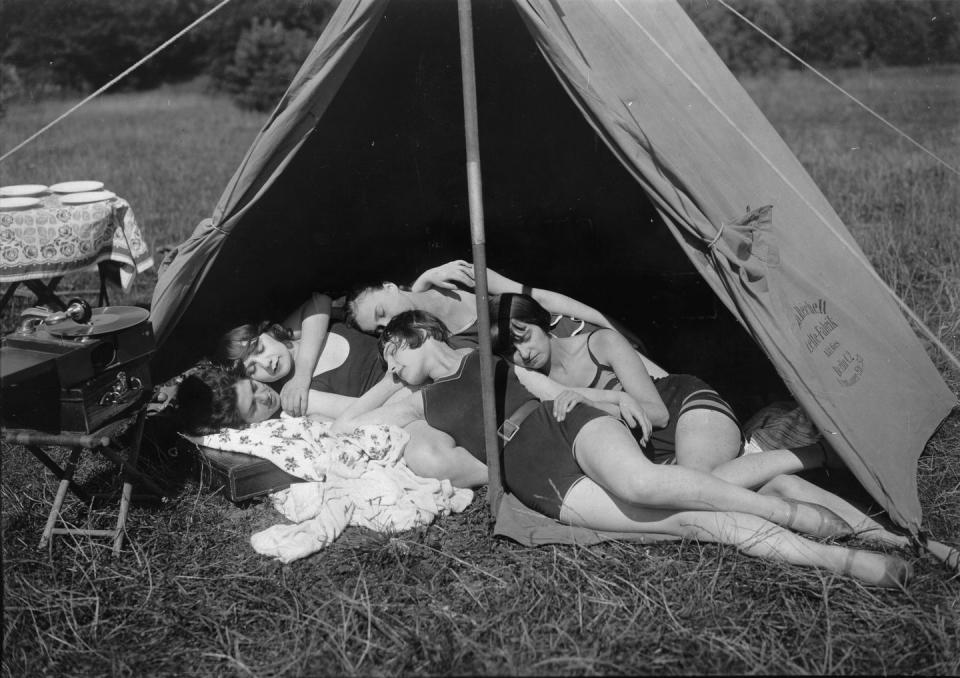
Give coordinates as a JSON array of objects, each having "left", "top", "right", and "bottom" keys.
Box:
[{"left": 1, "top": 299, "right": 155, "bottom": 433}]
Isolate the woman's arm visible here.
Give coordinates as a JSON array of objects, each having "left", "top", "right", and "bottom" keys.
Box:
[
  {"left": 281, "top": 292, "right": 334, "bottom": 416},
  {"left": 591, "top": 330, "right": 669, "bottom": 427},
  {"left": 513, "top": 367, "right": 620, "bottom": 417},
  {"left": 303, "top": 389, "right": 358, "bottom": 420},
  {"left": 332, "top": 375, "right": 423, "bottom": 432},
  {"left": 410, "top": 260, "right": 475, "bottom": 292},
  {"left": 481, "top": 268, "right": 615, "bottom": 330},
  {"left": 413, "top": 262, "right": 618, "bottom": 333}
]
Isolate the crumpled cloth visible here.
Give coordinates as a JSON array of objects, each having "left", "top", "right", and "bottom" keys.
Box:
[{"left": 188, "top": 415, "right": 473, "bottom": 562}]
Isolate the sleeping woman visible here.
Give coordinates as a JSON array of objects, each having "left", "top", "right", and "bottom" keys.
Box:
[
  {"left": 489, "top": 293, "right": 912, "bottom": 547},
  {"left": 345, "top": 260, "right": 654, "bottom": 357},
  {"left": 331, "top": 309, "right": 912, "bottom": 588}
]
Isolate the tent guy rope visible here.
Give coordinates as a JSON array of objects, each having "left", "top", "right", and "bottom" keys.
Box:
[
  {"left": 612, "top": 0, "right": 960, "bottom": 376},
  {"left": 714, "top": 0, "right": 960, "bottom": 180},
  {"left": 0, "top": 0, "right": 237, "bottom": 165}
]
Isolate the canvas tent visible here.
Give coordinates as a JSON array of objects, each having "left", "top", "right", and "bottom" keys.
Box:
[{"left": 150, "top": 0, "right": 957, "bottom": 534}]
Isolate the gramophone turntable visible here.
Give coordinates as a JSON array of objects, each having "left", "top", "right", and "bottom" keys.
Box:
[{"left": 1, "top": 299, "right": 155, "bottom": 433}]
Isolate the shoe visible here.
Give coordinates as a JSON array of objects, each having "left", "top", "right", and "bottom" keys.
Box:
[
  {"left": 924, "top": 539, "right": 960, "bottom": 573},
  {"left": 843, "top": 550, "right": 913, "bottom": 588},
  {"left": 783, "top": 499, "right": 854, "bottom": 539}
]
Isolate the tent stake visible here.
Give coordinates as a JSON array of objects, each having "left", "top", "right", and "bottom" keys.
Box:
[{"left": 457, "top": 0, "right": 503, "bottom": 519}]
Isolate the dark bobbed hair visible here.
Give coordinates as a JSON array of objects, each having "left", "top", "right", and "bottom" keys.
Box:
[
  {"left": 378, "top": 309, "right": 451, "bottom": 358},
  {"left": 488, "top": 293, "right": 551, "bottom": 355},
  {"left": 176, "top": 365, "right": 246, "bottom": 435},
  {"left": 214, "top": 321, "right": 293, "bottom": 376}
]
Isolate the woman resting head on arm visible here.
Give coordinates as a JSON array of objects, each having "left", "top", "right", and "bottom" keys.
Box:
[
  {"left": 489, "top": 292, "right": 916, "bottom": 549},
  {"left": 333, "top": 309, "right": 912, "bottom": 588},
  {"left": 344, "top": 259, "right": 615, "bottom": 341}
]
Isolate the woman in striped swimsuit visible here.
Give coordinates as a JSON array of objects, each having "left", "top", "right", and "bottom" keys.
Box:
[{"left": 489, "top": 293, "right": 912, "bottom": 548}]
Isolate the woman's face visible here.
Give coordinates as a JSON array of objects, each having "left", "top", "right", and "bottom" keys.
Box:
[
  {"left": 352, "top": 284, "right": 415, "bottom": 334},
  {"left": 242, "top": 333, "right": 293, "bottom": 382},
  {"left": 507, "top": 321, "right": 552, "bottom": 371},
  {"left": 234, "top": 378, "right": 280, "bottom": 424},
  {"left": 382, "top": 338, "right": 429, "bottom": 386}
]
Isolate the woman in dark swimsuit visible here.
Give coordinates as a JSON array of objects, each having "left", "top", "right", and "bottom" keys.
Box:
[
  {"left": 489, "top": 293, "right": 913, "bottom": 548},
  {"left": 214, "top": 311, "right": 486, "bottom": 488},
  {"left": 332, "top": 310, "right": 911, "bottom": 588}
]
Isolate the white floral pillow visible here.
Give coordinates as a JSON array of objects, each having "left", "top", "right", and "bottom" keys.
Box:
[{"left": 184, "top": 415, "right": 408, "bottom": 481}]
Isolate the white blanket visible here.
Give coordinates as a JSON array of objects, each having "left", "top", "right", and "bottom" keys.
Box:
[{"left": 191, "top": 415, "right": 474, "bottom": 562}]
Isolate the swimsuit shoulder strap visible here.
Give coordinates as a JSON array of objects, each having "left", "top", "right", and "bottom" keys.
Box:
[{"left": 585, "top": 329, "right": 618, "bottom": 389}]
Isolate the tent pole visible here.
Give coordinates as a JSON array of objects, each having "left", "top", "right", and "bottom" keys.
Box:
[{"left": 457, "top": 0, "right": 503, "bottom": 519}]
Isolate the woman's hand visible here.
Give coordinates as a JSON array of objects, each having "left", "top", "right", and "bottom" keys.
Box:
[
  {"left": 280, "top": 373, "right": 312, "bottom": 417},
  {"left": 618, "top": 393, "right": 652, "bottom": 445},
  {"left": 552, "top": 389, "right": 589, "bottom": 422},
  {"left": 411, "top": 260, "right": 475, "bottom": 292}
]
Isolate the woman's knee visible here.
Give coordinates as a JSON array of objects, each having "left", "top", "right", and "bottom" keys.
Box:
[
  {"left": 403, "top": 428, "right": 487, "bottom": 487},
  {"left": 755, "top": 474, "right": 799, "bottom": 498},
  {"left": 675, "top": 410, "right": 741, "bottom": 470}
]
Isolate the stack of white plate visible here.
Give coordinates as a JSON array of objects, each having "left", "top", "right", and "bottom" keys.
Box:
[
  {"left": 0, "top": 181, "right": 117, "bottom": 210},
  {"left": 0, "top": 184, "right": 48, "bottom": 210},
  {"left": 50, "top": 181, "right": 116, "bottom": 204}
]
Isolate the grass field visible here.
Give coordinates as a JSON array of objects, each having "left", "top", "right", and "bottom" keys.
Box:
[{"left": 2, "top": 66, "right": 959, "bottom": 676}]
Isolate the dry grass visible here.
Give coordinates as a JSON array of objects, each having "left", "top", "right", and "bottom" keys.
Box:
[{"left": 2, "top": 67, "right": 959, "bottom": 676}]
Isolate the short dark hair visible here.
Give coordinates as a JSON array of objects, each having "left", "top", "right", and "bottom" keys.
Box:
[
  {"left": 214, "top": 321, "right": 293, "bottom": 375},
  {"left": 378, "top": 310, "right": 450, "bottom": 358},
  {"left": 176, "top": 365, "right": 246, "bottom": 435},
  {"left": 489, "top": 293, "right": 551, "bottom": 355},
  {"left": 343, "top": 282, "right": 389, "bottom": 330},
  {"left": 344, "top": 280, "right": 413, "bottom": 331}
]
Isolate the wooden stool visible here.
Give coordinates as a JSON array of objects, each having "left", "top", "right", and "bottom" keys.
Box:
[{"left": 3, "top": 404, "right": 166, "bottom": 555}]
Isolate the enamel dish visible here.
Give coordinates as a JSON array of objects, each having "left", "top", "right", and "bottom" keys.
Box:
[
  {"left": 50, "top": 180, "right": 105, "bottom": 194},
  {"left": 0, "top": 197, "right": 42, "bottom": 210},
  {"left": 0, "top": 184, "right": 48, "bottom": 197},
  {"left": 59, "top": 190, "right": 116, "bottom": 205}
]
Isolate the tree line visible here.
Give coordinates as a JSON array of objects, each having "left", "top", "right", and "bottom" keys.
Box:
[{"left": 2, "top": 0, "right": 958, "bottom": 112}]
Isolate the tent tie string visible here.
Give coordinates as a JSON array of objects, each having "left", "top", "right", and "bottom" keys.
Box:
[
  {"left": 0, "top": 0, "right": 237, "bottom": 164},
  {"left": 612, "top": 0, "right": 960, "bottom": 376},
  {"left": 705, "top": 221, "right": 726, "bottom": 250}
]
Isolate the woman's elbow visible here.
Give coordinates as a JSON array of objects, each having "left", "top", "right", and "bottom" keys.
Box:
[{"left": 650, "top": 406, "right": 669, "bottom": 428}]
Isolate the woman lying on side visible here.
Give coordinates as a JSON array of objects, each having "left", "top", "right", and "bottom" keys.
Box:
[
  {"left": 332, "top": 310, "right": 912, "bottom": 588},
  {"left": 489, "top": 293, "right": 911, "bottom": 548},
  {"left": 345, "top": 259, "right": 649, "bottom": 352}
]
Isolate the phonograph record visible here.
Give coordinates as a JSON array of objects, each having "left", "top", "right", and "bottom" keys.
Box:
[{"left": 1, "top": 299, "right": 155, "bottom": 433}]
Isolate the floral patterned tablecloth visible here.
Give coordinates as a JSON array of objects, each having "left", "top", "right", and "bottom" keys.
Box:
[{"left": 0, "top": 193, "right": 153, "bottom": 289}]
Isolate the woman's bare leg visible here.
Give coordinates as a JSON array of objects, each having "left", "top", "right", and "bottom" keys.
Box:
[
  {"left": 675, "top": 410, "right": 824, "bottom": 487},
  {"left": 402, "top": 420, "right": 488, "bottom": 488},
  {"left": 572, "top": 417, "right": 851, "bottom": 539},
  {"left": 673, "top": 409, "right": 741, "bottom": 471},
  {"left": 756, "top": 474, "right": 910, "bottom": 548},
  {"left": 707, "top": 445, "right": 825, "bottom": 488},
  {"left": 673, "top": 414, "right": 907, "bottom": 548},
  {"left": 559, "top": 480, "right": 910, "bottom": 587}
]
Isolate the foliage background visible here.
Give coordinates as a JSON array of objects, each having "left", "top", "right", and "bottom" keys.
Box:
[{"left": 1, "top": 0, "right": 959, "bottom": 112}]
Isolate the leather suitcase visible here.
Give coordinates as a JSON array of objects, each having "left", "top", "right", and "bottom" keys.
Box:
[{"left": 197, "top": 446, "right": 304, "bottom": 502}]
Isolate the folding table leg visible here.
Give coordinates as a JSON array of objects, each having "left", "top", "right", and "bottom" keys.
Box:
[
  {"left": 39, "top": 446, "right": 83, "bottom": 549},
  {"left": 27, "top": 444, "right": 91, "bottom": 504},
  {"left": 0, "top": 281, "right": 21, "bottom": 315},
  {"left": 110, "top": 407, "right": 147, "bottom": 555}
]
